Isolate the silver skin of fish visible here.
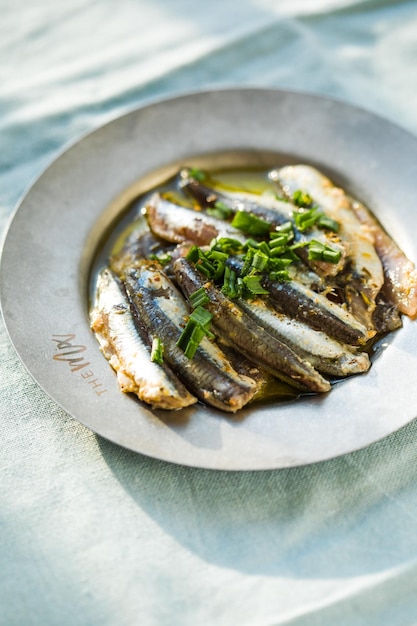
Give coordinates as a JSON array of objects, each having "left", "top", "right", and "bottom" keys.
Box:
[
  {"left": 90, "top": 268, "right": 197, "bottom": 410},
  {"left": 123, "top": 261, "right": 260, "bottom": 412},
  {"left": 173, "top": 257, "right": 331, "bottom": 393},
  {"left": 270, "top": 165, "right": 384, "bottom": 319},
  {"left": 145, "top": 192, "right": 246, "bottom": 247},
  {"left": 236, "top": 297, "right": 371, "bottom": 377}
]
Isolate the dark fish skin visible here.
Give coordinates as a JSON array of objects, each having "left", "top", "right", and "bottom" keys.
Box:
[
  {"left": 173, "top": 258, "right": 331, "bottom": 393},
  {"left": 264, "top": 277, "right": 371, "bottom": 346},
  {"left": 225, "top": 256, "right": 371, "bottom": 346},
  {"left": 122, "top": 261, "right": 259, "bottom": 412},
  {"left": 372, "top": 295, "right": 402, "bottom": 334}
]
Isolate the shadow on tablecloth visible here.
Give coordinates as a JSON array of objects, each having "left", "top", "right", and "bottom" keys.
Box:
[{"left": 97, "top": 415, "right": 417, "bottom": 579}]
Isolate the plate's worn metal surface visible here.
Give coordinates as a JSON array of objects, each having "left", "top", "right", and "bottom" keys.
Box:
[{"left": 1, "top": 88, "right": 417, "bottom": 470}]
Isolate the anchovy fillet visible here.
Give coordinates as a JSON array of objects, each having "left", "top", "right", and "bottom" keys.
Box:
[
  {"left": 145, "top": 192, "right": 246, "bottom": 246},
  {"left": 350, "top": 199, "right": 417, "bottom": 317},
  {"left": 123, "top": 261, "right": 260, "bottom": 412},
  {"left": 174, "top": 258, "right": 331, "bottom": 393},
  {"left": 180, "top": 168, "right": 294, "bottom": 227},
  {"left": 90, "top": 268, "right": 197, "bottom": 410},
  {"left": 225, "top": 255, "right": 372, "bottom": 346},
  {"left": 270, "top": 165, "right": 384, "bottom": 322},
  {"left": 235, "top": 297, "right": 371, "bottom": 377}
]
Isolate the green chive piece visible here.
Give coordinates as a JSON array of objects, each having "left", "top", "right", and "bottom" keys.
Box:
[
  {"left": 206, "top": 200, "right": 233, "bottom": 220},
  {"left": 317, "top": 215, "right": 340, "bottom": 232},
  {"left": 190, "top": 305, "right": 212, "bottom": 329},
  {"left": 207, "top": 249, "right": 229, "bottom": 263},
  {"left": 308, "top": 242, "right": 326, "bottom": 261},
  {"left": 258, "top": 241, "right": 270, "bottom": 256},
  {"left": 189, "top": 167, "right": 206, "bottom": 182},
  {"left": 222, "top": 266, "right": 241, "bottom": 298},
  {"left": 292, "top": 190, "right": 314, "bottom": 208},
  {"left": 148, "top": 252, "right": 172, "bottom": 266},
  {"left": 252, "top": 250, "right": 269, "bottom": 272},
  {"left": 183, "top": 326, "right": 206, "bottom": 359},
  {"left": 322, "top": 248, "right": 342, "bottom": 263},
  {"left": 189, "top": 287, "right": 210, "bottom": 309},
  {"left": 211, "top": 237, "right": 243, "bottom": 254},
  {"left": 268, "top": 257, "right": 293, "bottom": 271},
  {"left": 294, "top": 207, "right": 321, "bottom": 232},
  {"left": 243, "top": 275, "right": 269, "bottom": 295},
  {"left": 272, "top": 221, "right": 294, "bottom": 235},
  {"left": 241, "top": 249, "right": 254, "bottom": 276},
  {"left": 269, "top": 270, "right": 291, "bottom": 282},
  {"left": 231, "top": 210, "right": 271, "bottom": 236},
  {"left": 150, "top": 337, "right": 164, "bottom": 364},
  {"left": 186, "top": 245, "right": 201, "bottom": 263},
  {"left": 176, "top": 306, "right": 214, "bottom": 359},
  {"left": 269, "top": 234, "right": 290, "bottom": 249},
  {"left": 243, "top": 238, "right": 261, "bottom": 250},
  {"left": 308, "top": 240, "right": 341, "bottom": 264}
]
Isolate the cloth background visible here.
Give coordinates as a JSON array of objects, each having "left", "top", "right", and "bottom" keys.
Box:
[{"left": 2, "top": 1, "right": 417, "bottom": 624}]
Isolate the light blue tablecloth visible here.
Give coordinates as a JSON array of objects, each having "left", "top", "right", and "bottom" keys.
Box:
[{"left": 2, "top": 1, "right": 417, "bottom": 624}]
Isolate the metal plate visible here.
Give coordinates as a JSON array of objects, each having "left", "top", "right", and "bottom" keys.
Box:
[{"left": 1, "top": 88, "right": 417, "bottom": 470}]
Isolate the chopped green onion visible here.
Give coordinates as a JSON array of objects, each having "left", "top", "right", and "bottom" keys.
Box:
[
  {"left": 207, "top": 249, "right": 228, "bottom": 263},
  {"left": 176, "top": 306, "right": 214, "bottom": 359},
  {"left": 269, "top": 270, "right": 291, "bottom": 282},
  {"left": 269, "top": 233, "right": 291, "bottom": 249},
  {"left": 188, "top": 167, "right": 206, "bottom": 182},
  {"left": 186, "top": 245, "right": 218, "bottom": 278},
  {"left": 242, "top": 275, "right": 269, "bottom": 295},
  {"left": 190, "top": 305, "right": 212, "bottom": 328},
  {"left": 272, "top": 221, "right": 294, "bottom": 235},
  {"left": 294, "top": 207, "right": 321, "bottom": 232},
  {"left": 211, "top": 237, "right": 243, "bottom": 254},
  {"left": 282, "top": 247, "right": 302, "bottom": 262},
  {"left": 148, "top": 252, "right": 172, "bottom": 266},
  {"left": 268, "top": 257, "right": 293, "bottom": 271},
  {"left": 189, "top": 287, "right": 210, "bottom": 309},
  {"left": 292, "top": 190, "right": 314, "bottom": 208},
  {"left": 241, "top": 248, "right": 254, "bottom": 276},
  {"left": 316, "top": 215, "right": 340, "bottom": 232},
  {"left": 322, "top": 248, "right": 342, "bottom": 263},
  {"left": 206, "top": 200, "right": 233, "bottom": 220},
  {"left": 258, "top": 241, "right": 270, "bottom": 256},
  {"left": 308, "top": 240, "right": 342, "bottom": 264},
  {"left": 243, "top": 238, "right": 262, "bottom": 250},
  {"left": 269, "top": 245, "right": 287, "bottom": 257},
  {"left": 150, "top": 337, "right": 164, "bottom": 364},
  {"left": 251, "top": 250, "right": 269, "bottom": 272},
  {"left": 176, "top": 324, "right": 206, "bottom": 359},
  {"left": 204, "top": 250, "right": 227, "bottom": 280},
  {"left": 222, "top": 266, "right": 241, "bottom": 298},
  {"left": 186, "top": 245, "right": 201, "bottom": 263},
  {"left": 231, "top": 211, "right": 271, "bottom": 236}
]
